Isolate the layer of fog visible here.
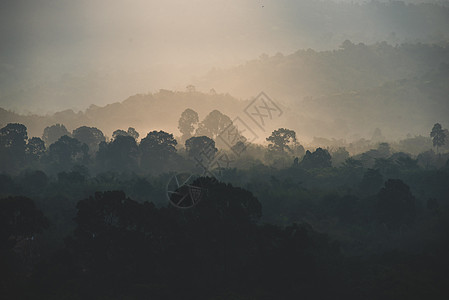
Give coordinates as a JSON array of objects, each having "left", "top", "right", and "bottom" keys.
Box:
[{"left": 1, "top": 0, "right": 449, "bottom": 114}]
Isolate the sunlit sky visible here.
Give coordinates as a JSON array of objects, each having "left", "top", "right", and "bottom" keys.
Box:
[
  {"left": 0, "top": 0, "right": 286, "bottom": 113},
  {"left": 1, "top": 0, "right": 284, "bottom": 81},
  {"left": 1, "top": 0, "right": 448, "bottom": 113}
]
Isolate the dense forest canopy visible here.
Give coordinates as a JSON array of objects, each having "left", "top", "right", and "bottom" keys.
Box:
[
  {"left": 1, "top": 1, "right": 449, "bottom": 299},
  {"left": 1, "top": 113, "right": 448, "bottom": 298}
]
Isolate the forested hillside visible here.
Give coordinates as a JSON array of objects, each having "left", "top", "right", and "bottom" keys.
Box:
[
  {"left": 2, "top": 41, "right": 448, "bottom": 141},
  {"left": 2, "top": 1, "right": 449, "bottom": 299}
]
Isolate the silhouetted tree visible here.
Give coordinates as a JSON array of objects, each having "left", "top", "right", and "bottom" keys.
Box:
[
  {"left": 127, "top": 127, "right": 139, "bottom": 140},
  {"left": 42, "top": 124, "right": 69, "bottom": 146},
  {"left": 300, "top": 148, "right": 332, "bottom": 169},
  {"left": 0, "top": 123, "right": 28, "bottom": 173},
  {"left": 178, "top": 108, "right": 199, "bottom": 142},
  {"left": 196, "top": 110, "right": 232, "bottom": 140},
  {"left": 112, "top": 129, "right": 128, "bottom": 139},
  {"left": 140, "top": 130, "right": 177, "bottom": 172},
  {"left": 266, "top": 128, "right": 297, "bottom": 153},
  {"left": 25, "top": 137, "right": 46, "bottom": 163},
  {"left": 430, "top": 123, "right": 446, "bottom": 153},
  {"left": 112, "top": 127, "right": 139, "bottom": 141},
  {"left": 97, "top": 135, "right": 139, "bottom": 171},
  {"left": 72, "top": 126, "right": 105, "bottom": 153},
  {"left": 46, "top": 135, "right": 89, "bottom": 171},
  {"left": 185, "top": 136, "right": 217, "bottom": 159}
]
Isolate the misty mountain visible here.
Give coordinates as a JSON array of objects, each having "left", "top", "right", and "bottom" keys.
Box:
[
  {"left": 0, "top": 91, "right": 247, "bottom": 140},
  {"left": 196, "top": 41, "right": 449, "bottom": 139},
  {"left": 290, "top": 64, "right": 449, "bottom": 139},
  {"left": 1, "top": 41, "right": 448, "bottom": 142},
  {"left": 197, "top": 41, "right": 449, "bottom": 99},
  {"left": 2, "top": 0, "right": 449, "bottom": 114}
]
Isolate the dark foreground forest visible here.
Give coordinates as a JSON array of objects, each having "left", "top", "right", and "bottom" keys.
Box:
[{"left": 1, "top": 114, "right": 448, "bottom": 300}]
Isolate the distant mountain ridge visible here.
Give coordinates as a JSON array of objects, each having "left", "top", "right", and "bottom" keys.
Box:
[
  {"left": 1, "top": 42, "right": 448, "bottom": 141},
  {"left": 2, "top": 0, "right": 449, "bottom": 115},
  {"left": 0, "top": 91, "right": 248, "bottom": 140},
  {"left": 290, "top": 64, "right": 449, "bottom": 138},
  {"left": 196, "top": 41, "right": 449, "bottom": 101},
  {"left": 194, "top": 41, "right": 449, "bottom": 139}
]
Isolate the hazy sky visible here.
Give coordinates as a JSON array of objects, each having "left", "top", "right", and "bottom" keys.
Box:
[
  {"left": 1, "top": 0, "right": 448, "bottom": 114},
  {"left": 0, "top": 0, "right": 285, "bottom": 113},
  {"left": 1, "top": 0, "right": 282, "bottom": 80}
]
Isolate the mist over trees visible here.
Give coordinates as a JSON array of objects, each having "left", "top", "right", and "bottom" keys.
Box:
[
  {"left": 1, "top": 41, "right": 448, "bottom": 142},
  {"left": 1, "top": 115, "right": 448, "bottom": 298},
  {"left": 1, "top": 41, "right": 449, "bottom": 299},
  {"left": 2, "top": 1, "right": 449, "bottom": 298},
  {"left": 2, "top": 0, "right": 449, "bottom": 116},
  {"left": 178, "top": 109, "right": 199, "bottom": 143},
  {"left": 431, "top": 122, "right": 447, "bottom": 152}
]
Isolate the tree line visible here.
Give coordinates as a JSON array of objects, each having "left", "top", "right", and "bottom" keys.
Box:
[{"left": 1, "top": 110, "right": 448, "bottom": 299}]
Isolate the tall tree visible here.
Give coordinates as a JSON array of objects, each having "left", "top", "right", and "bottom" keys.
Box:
[
  {"left": 299, "top": 148, "right": 332, "bottom": 169},
  {"left": 127, "top": 127, "right": 139, "bottom": 140},
  {"left": 97, "top": 135, "right": 139, "bottom": 172},
  {"left": 0, "top": 123, "right": 28, "bottom": 173},
  {"left": 42, "top": 124, "right": 69, "bottom": 146},
  {"left": 72, "top": 126, "right": 105, "bottom": 153},
  {"left": 196, "top": 110, "right": 232, "bottom": 140},
  {"left": 185, "top": 136, "right": 217, "bottom": 159},
  {"left": 430, "top": 123, "right": 446, "bottom": 153},
  {"left": 112, "top": 127, "right": 140, "bottom": 141},
  {"left": 25, "top": 137, "right": 46, "bottom": 163},
  {"left": 139, "top": 130, "right": 177, "bottom": 172},
  {"left": 46, "top": 135, "right": 89, "bottom": 171},
  {"left": 178, "top": 108, "right": 199, "bottom": 142},
  {"left": 266, "top": 128, "right": 301, "bottom": 168},
  {"left": 112, "top": 129, "right": 128, "bottom": 140},
  {"left": 266, "top": 128, "right": 297, "bottom": 153}
]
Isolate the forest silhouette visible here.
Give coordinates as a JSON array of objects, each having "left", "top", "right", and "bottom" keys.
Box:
[
  {"left": 1, "top": 110, "right": 448, "bottom": 299},
  {"left": 1, "top": 1, "right": 449, "bottom": 297}
]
